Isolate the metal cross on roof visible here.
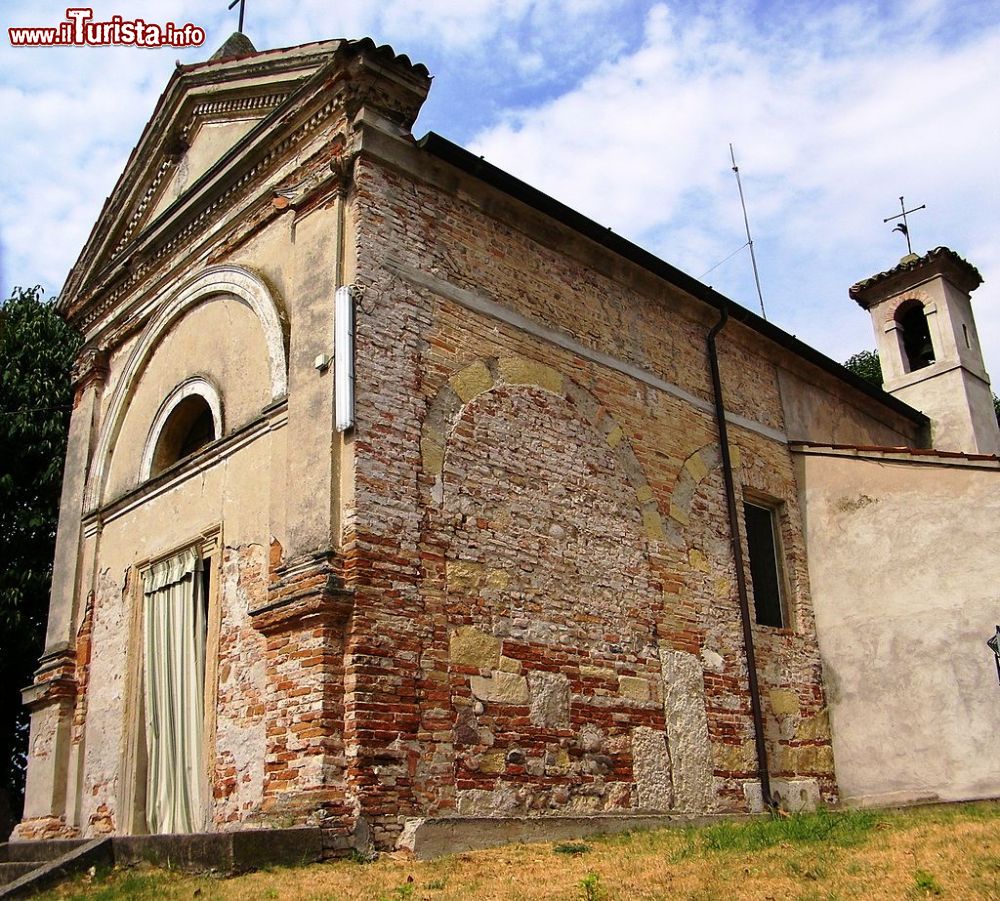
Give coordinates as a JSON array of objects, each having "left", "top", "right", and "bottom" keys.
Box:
[
  {"left": 228, "top": 0, "right": 247, "bottom": 33},
  {"left": 883, "top": 196, "right": 926, "bottom": 256}
]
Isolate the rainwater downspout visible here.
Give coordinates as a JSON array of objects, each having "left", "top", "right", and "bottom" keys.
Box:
[
  {"left": 706, "top": 301, "right": 772, "bottom": 809},
  {"left": 334, "top": 170, "right": 348, "bottom": 288}
]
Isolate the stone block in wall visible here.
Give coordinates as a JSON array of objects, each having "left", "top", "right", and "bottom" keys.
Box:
[
  {"left": 527, "top": 671, "right": 570, "bottom": 728},
  {"left": 659, "top": 648, "right": 715, "bottom": 812},
  {"left": 744, "top": 778, "right": 820, "bottom": 813},
  {"left": 794, "top": 709, "right": 831, "bottom": 742},
  {"left": 618, "top": 675, "right": 653, "bottom": 702},
  {"left": 768, "top": 689, "right": 800, "bottom": 716},
  {"left": 631, "top": 726, "right": 673, "bottom": 810},
  {"left": 449, "top": 626, "right": 501, "bottom": 670},
  {"left": 469, "top": 672, "right": 529, "bottom": 705}
]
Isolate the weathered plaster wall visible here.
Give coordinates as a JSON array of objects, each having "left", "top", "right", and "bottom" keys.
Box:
[
  {"left": 39, "top": 187, "right": 352, "bottom": 839},
  {"left": 776, "top": 367, "right": 919, "bottom": 447},
  {"left": 104, "top": 296, "right": 274, "bottom": 501},
  {"left": 78, "top": 430, "right": 281, "bottom": 835},
  {"left": 795, "top": 448, "right": 1000, "bottom": 805},
  {"left": 892, "top": 366, "right": 1000, "bottom": 456},
  {"left": 18, "top": 271, "right": 291, "bottom": 840}
]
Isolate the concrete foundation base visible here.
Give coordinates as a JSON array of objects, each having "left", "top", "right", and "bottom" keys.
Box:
[
  {"left": 112, "top": 826, "right": 324, "bottom": 872},
  {"left": 397, "top": 813, "right": 729, "bottom": 859}
]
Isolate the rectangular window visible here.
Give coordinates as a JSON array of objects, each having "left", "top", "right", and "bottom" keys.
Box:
[{"left": 743, "top": 500, "right": 786, "bottom": 628}]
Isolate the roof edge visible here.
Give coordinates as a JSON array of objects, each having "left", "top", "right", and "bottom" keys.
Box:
[
  {"left": 849, "top": 246, "right": 983, "bottom": 308},
  {"left": 791, "top": 440, "right": 999, "bottom": 466},
  {"left": 418, "top": 132, "right": 929, "bottom": 428}
]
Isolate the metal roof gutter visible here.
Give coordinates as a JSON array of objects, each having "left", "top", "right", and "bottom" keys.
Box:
[{"left": 418, "top": 132, "right": 929, "bottom": 430}]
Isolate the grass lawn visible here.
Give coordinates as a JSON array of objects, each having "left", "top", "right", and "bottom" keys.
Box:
[{"left": 39, "top": 801, "right": 1000, "bottom": 900}]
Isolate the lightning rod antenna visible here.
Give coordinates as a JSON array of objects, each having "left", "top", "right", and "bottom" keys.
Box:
[{"left": 730, "top": 143, "right": 767, "bottom": 320}]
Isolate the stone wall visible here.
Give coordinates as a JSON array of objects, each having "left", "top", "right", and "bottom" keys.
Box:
[{"left": 342, "top": 150, "right": 845, "bottom": 845}]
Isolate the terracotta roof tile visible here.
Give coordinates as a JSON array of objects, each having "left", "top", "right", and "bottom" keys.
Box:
[
  {"left": 791, "top": 440, "right": 999, "bottom": 463},
  {"left": 179, "top": 36, "right": 429, "bottom": 79},
  {"left": 849, "top": 246, "right": 982, "bottom": 307}
]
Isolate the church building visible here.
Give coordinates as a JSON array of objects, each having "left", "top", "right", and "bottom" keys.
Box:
[{"left": 14, "top": 34, "right": 1000, "bottom": 855}]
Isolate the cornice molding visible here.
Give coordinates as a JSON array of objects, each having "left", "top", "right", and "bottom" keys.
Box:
[
  {"left": 70, "top": 347, "right": 109, "bottom": 391},
  {"left": 110, "top": 90, "right": 290, "bottom": 260},
  {"left": 61, "top": 40, "right": 429, "bottom": 332}
]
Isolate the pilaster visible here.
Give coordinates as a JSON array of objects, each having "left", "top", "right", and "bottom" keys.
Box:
[
  {"left": 43, "top": 348, "right": 108, "bottom": 656},
  {"left": 249, "top": 553, "right": 355, "bottom": 833},
  {"left": 12, "top": 658, "right": 79, "bottom": 839},
  {"left": 15, "top": 349, "right": 107, "bottom": 839}
]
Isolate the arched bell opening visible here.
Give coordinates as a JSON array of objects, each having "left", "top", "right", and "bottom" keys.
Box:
[{"left": 895, "top": 300, "right": 935, "bottom": 373}]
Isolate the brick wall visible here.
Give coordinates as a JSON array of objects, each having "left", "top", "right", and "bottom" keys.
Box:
[{"left": 340, "top": 151, "right": 843, "bottom": 844}]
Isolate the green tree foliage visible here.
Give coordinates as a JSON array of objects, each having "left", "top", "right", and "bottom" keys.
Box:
[
  {"left": 843, "top": 349, "right": 883, "bottom": 387},
  {"left": 0, "top": 286, "right": 80, "bottom": 834}
]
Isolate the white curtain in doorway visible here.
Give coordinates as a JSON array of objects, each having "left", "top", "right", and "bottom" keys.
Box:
[{"left": 141, "top": 547, "right": 206, "bottom": 834}]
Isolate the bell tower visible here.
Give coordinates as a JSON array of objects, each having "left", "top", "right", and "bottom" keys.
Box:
[{"left": 850, "top": 247, "right": 1000, "bottom": 455}]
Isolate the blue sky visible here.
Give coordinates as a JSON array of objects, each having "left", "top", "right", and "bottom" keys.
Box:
[{"left": 2, "top": 0, "right": 999, "bottom": 373}]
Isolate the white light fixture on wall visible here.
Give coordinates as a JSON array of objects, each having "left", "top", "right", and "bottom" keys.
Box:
[{"left": 335, "top": 285, "right": 355, "bottom": 432}]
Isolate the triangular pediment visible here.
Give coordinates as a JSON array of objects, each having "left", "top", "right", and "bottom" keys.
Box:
[
  {"left": 146, "top": 117, "right": 259, "bottom": 223},
  {"left": 61, "top": 38, "right": 346, "bottom": 311},
  {"left": 60, "top": 37, "right": 431, "bottom": 330}
]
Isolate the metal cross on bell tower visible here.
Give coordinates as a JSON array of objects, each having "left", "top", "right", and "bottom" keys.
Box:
[
  {"left": 227, "top": 0, "right": 247, "bottom": 33},
  {"left": 883, "top": 196, "right": 926, "bottom": 256}
]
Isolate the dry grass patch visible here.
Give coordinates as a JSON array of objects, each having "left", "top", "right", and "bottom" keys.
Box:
[{"left": 40, "top": 801, "right": 1000, "bottom": 900}]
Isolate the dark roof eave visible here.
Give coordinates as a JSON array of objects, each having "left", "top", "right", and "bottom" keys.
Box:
[
  {"left": 849, "top": 246, "right": 983, "bottom": 306},
  {"left": 417, "top": 132, "right": 928, "bottom": 429}
]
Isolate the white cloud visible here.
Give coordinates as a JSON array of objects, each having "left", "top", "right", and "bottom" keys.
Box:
[
  {"left": 470, "top": 0, "right": 1000, "bottom": 370},
  {"left": 0, "top": 0, "right": 633, "bottom": 295},
  {"left": 2, "top": 0, "right": 998, "bottom": 384}
]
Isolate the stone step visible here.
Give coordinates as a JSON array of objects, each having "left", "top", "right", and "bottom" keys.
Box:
[
  {"left": 0, "top": 863, "right": 39, "bottom": 886},
  {"left": 0, "top": 827, "right": 328, "bottom": 896},
  {"left": 1, "top": 840, "right": 89, "bottom": 863},
  {"left": 0, "top": 838, "right": 110, "bottom": 899}
]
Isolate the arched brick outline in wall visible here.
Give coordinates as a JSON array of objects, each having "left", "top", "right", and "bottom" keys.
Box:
[
  {"left": 420, "top": 356, "right": 665, "bottom": 538},
  {"left": 416, "top": 356, "right": 715, "bottom": 815}
]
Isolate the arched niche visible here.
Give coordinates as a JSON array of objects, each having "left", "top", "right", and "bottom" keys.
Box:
[{"left": 88, "top": 266, "right": 287, "bottom": 510}]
